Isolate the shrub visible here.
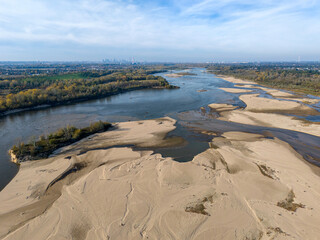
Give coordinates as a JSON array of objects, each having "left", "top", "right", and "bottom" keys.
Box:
[{"left": 11, "top": 121, "right": 112, "bottom": 162}]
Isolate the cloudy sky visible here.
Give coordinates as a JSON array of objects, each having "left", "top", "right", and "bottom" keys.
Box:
[{"left": 0, "top": 0, "right": 319, "bottom": 62}]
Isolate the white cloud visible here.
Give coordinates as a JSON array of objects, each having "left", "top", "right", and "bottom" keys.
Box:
[{"left": 0, "top": 0, "right": 319, "bottom": 61}]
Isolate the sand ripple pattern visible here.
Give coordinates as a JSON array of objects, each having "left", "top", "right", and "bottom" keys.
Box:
[{"left": 1, "top": 118, "right": 320, "bottom": 240}]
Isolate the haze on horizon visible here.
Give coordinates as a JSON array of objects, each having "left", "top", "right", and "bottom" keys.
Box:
[{"left": 0, "top": 0, "right": 319, "bottom": 62}]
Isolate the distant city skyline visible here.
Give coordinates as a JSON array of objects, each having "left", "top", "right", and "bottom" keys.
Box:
[{"left": 0, "top": 0, "right": 319, "bottom": 62}]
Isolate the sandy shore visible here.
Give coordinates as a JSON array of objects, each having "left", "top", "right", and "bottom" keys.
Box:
[
  {"left": 250, "top": 86, "right": 320, "bottom": 104},
  {"left": 219, "top": 87, "right": 253, "bottom": 93},
  {"left": 217, "top": 75, "right": 254, "bottom": 84},
  {"left": 232, "top": 81, "right": 320, "bottom": 105},
  {"left": 165, "top": 73, "right": 183, "bottom": 78},
  {"left": 219, "top": 75, "right": 320, "bottom": 105},
  {"left": 239, "top": 94, "right": 318, "bottom": 115},
  {"left": 1, "top": 117, "right": 320, "bottom": 239},
  {"left": 216, "top": 77, "right": 320, "bottom": 137}
]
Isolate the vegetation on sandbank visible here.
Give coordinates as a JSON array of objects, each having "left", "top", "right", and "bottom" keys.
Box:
[{"left": 10, "top": 121, "right": 112, "bottom": 163}]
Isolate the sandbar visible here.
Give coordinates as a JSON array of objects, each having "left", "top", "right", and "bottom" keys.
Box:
[
  {"left": 219, "top": 87, "right": 253, "bottom": 93},
  {"left": 1, "top": 120, "right": 320, "bottom": 239}
]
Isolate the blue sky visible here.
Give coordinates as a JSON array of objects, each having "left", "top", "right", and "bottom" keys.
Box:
[{"left": 0, "top": 0, "right": 319, "bottom": 62}]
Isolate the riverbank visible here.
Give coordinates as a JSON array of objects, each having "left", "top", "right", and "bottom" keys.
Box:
[
  {"left": 1, "top": 115, "right": 320, "bottom": 239},
  {"left": 0, "top": 85, "right": 177, "bottom": 118}
]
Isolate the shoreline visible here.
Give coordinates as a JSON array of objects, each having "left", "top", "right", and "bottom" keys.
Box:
[
  {"left": 1, "top": 117, "right": 320, "bottom": 239},
  {"left": 8, "top": 121, "right": 112, "bottom": 164},
  {"left": 214, "top": 76, "right": 320, "bottom": 137},
  {"left": 0, "top": 117, "right": 178, "bottom": 238},
  {"left": 0, "top": 85, "right": 176, "bottom": 118}
]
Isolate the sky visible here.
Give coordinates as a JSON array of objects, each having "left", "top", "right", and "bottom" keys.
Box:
[{"left": 0, "top": 0, "right": 320, "bottom": 62}]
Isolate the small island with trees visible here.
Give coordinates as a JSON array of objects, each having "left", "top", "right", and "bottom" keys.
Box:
[{"left": 10, "top": 121, "right": 112, "bottom": 163}]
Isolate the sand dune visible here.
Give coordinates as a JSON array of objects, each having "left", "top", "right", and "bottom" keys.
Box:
[
  {"left": 0, "top": 118, "right": 177, "bottom": 239},
  {"left": 2, "top": 122, "right": 320, "bottom": 239}
]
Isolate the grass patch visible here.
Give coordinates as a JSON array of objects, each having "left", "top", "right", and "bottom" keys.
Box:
[
  {"left": 277, "top": 190, "right": 305, "bottom": 212},
  {"left": 185, "top": 203, "right": 209, "bottom": 216},
  {"left": 255, "top": 163, "right": 276, "bottom": 179},
  {"left": 185, "top": 195, "right": 214, "bottom": 216}
]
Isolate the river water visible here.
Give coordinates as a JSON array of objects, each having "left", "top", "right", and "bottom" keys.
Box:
[{"left": 0, "top": 68, "right": 319, "bottom": 190}]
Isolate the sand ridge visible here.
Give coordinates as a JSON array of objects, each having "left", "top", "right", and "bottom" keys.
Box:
[
  {"left": 2, "top": 125, "right": 320, "bottom": 239},
  {"left": 0, "top": 117, "right": 177, "bottom": 238}
]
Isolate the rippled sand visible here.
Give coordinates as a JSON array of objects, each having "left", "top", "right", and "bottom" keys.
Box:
[
  {"left": 1, "top": 115, "right": 320, "bottom": 239},
  {"left": 2, "top": 77, "right": 320, "bottom": 239}
]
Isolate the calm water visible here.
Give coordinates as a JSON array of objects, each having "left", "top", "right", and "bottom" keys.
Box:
[{"left": 0, "top": 68, "right": 319, "bottom": 190}]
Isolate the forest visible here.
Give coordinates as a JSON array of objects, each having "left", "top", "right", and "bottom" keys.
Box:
[
  {"left": 0, "top": 67, "right": 176, "bottom": 114},
  {"left": 11, "top": 121, "right": 112, "bottom": 162},
  {"left": 208, "top": 64, "right": 320, "bottom": 96}
]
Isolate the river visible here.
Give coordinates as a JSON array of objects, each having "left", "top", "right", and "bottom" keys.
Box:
[{"left": 0, "top": 68, "right": 319, "bottom": 190}]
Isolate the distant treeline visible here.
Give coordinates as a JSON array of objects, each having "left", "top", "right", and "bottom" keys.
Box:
[
  {"left": 0, "top": 68, "right": 177, "bottom": 114},
  {"left": 11, "top": 121, "right": 112, "bottom": 162},
  {"left": 208, "top": 65, "right": 320, "bottom": 96}
]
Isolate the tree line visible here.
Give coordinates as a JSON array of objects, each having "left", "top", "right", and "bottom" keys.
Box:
[
  {"left": 0, "top": 68, "right": 175, "bottom": 113},
  {"left": 208, "top": 65, "right": 320, "bottom": 96}
]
